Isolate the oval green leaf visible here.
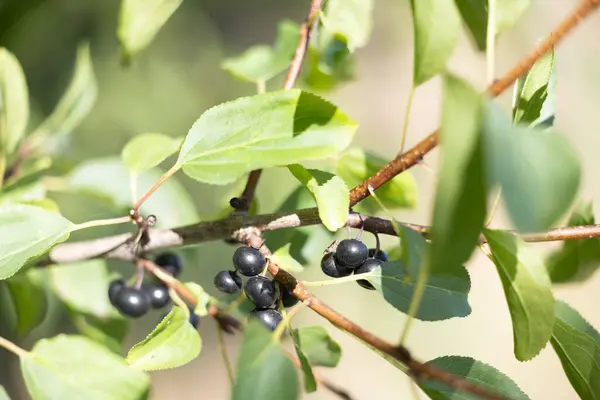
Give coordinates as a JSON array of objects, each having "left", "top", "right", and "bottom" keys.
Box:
[
  {"left": 483, "top": 229, "right": 555, "bottom": 360},
  {"left": 117, "top": 0, "right": 182, "bottom": 63},
  {"left": 334, "top": 147, "right": 417, "bottom": 215},
  {"left": 122, "top": 132, "right": 181, "bottom": 173},
  {"left": 420, "top": 356, "right": 531, "bottom": 399},
  {"left": 233, "top": 320, "right": 299, "bottom": 400},
  {"left": 21, "top": 335, "right": 150, "bottom": 400},
  {"left": 126, "top": 307, "right": 202, "bottom": 371},
  {"left": 288, "top": 164, "right": 349, "bottom": 231},
  {"left": 321, "top": 0, "right": 374, "bottom": 52},
  {"left": 4, "top": 270, "right": 47, "bottom": 336},
  {"left": 175, "top": 89, "right": 357, "bottom": 185},
  {"left": 430, "top": 74, "right": 486, "bottom": 274},
  {"left": 551, "top": 300, "right": 600, "bottom": 400},
  {"left": 410, "top": 0, "right": 461, "bottom": 86},
  {"left": 34, "top": 42, "right": 97, "bottom": 152},
  {"left": 294, "top": 326, "right": 341, "bottom": 368},
  {"left": 290, "top": 328, "right": 317, "bottom": 393},
  {"left": 0, "top": 204, "right": 73, "bottom": 279},
  {"left": 0, "top": 47, "right": 29, "bottom": 156}
]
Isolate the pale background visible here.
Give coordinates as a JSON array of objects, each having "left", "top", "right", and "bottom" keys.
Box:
[{"left": 1, "top": 0, "right": 599, "bottom": 399}]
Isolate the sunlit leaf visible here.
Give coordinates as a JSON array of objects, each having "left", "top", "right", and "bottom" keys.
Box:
[
  {"left": 184, "top": 282, "right": 211, "bottom": 317},
  {"left": 21, "top": 335, "right": 150, "bottom": 400},
  {"left": 0, "top": 204, "right": 73, "bottom": 279},
  {"left": 483, "top": 229, "right": 555, "bottom": 360},
  {"left": 127, "top": 307, "right": 202, "bottom": 371},
  {"left": 288, "top": 164, "right": 348, "bottom": 231},
  {"left": 122, "top": 132, "right": 181, "bottom": 173},
  {"left": 175, "top": 90, "right": 357, "bottom": 185}
]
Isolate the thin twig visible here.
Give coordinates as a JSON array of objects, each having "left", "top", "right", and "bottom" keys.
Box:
[
  {"left": 236, "top": 0, "right": 322, "bottom": 213},
  {"left": 216, "top": 325, "right": 235, "bottom": 386},
  {"left": 348, "top": 0, "right": 600, "bottom": 207}
]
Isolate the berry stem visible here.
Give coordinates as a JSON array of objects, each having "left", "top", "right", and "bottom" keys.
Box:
[
  {"left": 301, "top": 273, "right": 376, "bottom": 287},
  {"left": 216, "top": 324, "right": 234, "bottom": 386},
  {"left": 71, "top": 215, "right": 132, "bottom": 232},
  {"left": 0, "top": 336, "right": 31, "bottom": 358},
  {"left": 131, "top": 164, "right": 180, "bottom": 213},
  {"left": 168, "top": 287, "right": 190, "bottom": 316}
]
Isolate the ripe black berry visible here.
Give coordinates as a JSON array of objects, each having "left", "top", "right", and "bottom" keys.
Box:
[
  {"left": 155, "top": 252, "right": 183, "bottom": 277},
  {"left": 233, "top": 246, "right": 265, "bottom": 277},
  {"left": 321, "top": 252, "right": 352, "bottom": 278},
  {"left": 189, "top": 311, "right": 200, "bottom": 328},
  {"left": 143, "top": 284, "right": 171, "bottom": 309},
  {"left": 354, "top": 258, "right": 383, "bottom": 290},
  {"left": 368, "top": 248, "right": 389, "bottom": 262},
  {"left": 214, "top": 270, "right": 243, "bottom": 294},
  {"left": 280, "top": 285, "right": 299, "bottom": 308},
  {"left": 108, "top": 279, "right": 126, "bottom": 304},
  {"left": 335, "top": 239, "right": 369, "bottom": 269},
  {"left": 244, "top": 276, "right": 277, "bottom": 308},
  {"left": 114, "top": 287, "right": 150, "bottom": 318},
  {"left": 250, "top": 308, "right": 283, "bottom": 331}
]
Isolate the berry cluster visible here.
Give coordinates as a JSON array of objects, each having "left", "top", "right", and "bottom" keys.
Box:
[
  {"left": 214, "top": 246, "right": 299, "bottom": 331},
  {"left": 321, "top": 238, "right": 388, "bottom": 290},
  {"left": 108, "top": 253, "right": 198, "bottom": 327}
]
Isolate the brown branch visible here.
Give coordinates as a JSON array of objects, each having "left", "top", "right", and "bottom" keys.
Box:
[
  {"left": 239, "top": 233, "right": 508, "bottom": 400},
  {"left": 237, "top": 0, "right": 322, "bottom": 213},
  {"left": 348, "top": 0, "right": 600, "bottom": 207}
]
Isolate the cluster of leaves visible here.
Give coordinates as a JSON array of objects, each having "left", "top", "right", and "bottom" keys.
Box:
[{"left": 0, "top": 0, "right": 599, "bottom": 399}]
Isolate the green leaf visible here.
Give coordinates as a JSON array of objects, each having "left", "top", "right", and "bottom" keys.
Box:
[
  {"left": 290, "top": 329, "right": 317, "bottom": 393},
  {"left": 35, "top": 42, "right": 97, "bottom": 153},
  {"left": 271, "top": 243, "right": 304, "bottom": 273},
  {"left": 551, "top": 300, "right": 600, "bottom": 400},
  {"left": 184, "top": 282, "right": 211, "bottom": 317},
  {"left": 122, "top": 132, "right": 181, "bottom": 173},
  {"left": 334, "top": 147, "right": 417, "bottom": 215},
  {"left": 303, "top": 29, "right": 355, "bottom": 92},
  {"left": 288, "top": 164, "right": 348, "bottom": 231},
  {"left": 0, "top": 386, "right": 9, "bottom": 400},
  {"left": 294, "top": 326, "right": 341, "bottom": 368},
  {"left": 222, "top": 20, "right": 300, "bottom": 83},
  {"left": 430, "top": 74, "right": 486, "bottom": 274},
  {"left": 4, "top": 270, "right": 47, "bottom": 336},
  {"left": 21, "top": 335, "right": 150, "bottom": 400},
  {"left": 420, "top": 355, "right": 531, "bottom": 399},
  {"left": 0, "top": 47, "right": 29, "bottom": 156},
  {"left": 117, "top": 0, "right": 182, "bottom": 63},
  {"left": 547, "top": 201, "right": 600, "bottom": 283},
  {"left": 67, "top": 157, "right": 198, "bottom": 228},
  {"left": 51, "top": 260, "right": 121, "bottom": 318},
  {"left": 366, "top": 226, "right": 471, "bottom": 321},
  {"left": 454, "top": 0, "right": 531, "bottom": 51},
  {"left": 176, "top": 89, "right": 357, "bottom": 185},
  {"left": 0, "top": 204, "right": 73, "bottom": 279},
  {"left": 233, "top": 320, "right": 298, "bottom": 400},
  {"left": 70, "top": 312, "right": 128, "bottom": 354},
  {"left": 127, "top": 307, "right": 202, "bottom": 371},
  {"left": 483, "top": 229, "right": 555, "bottom": 360},
  {"left": 483, "top": 102, "right": 580, "bottom": 232},
  {"left": 410, "top": 0, "right": 461, "bottom": 86},
  {"left": 321, "top": 0, "right": 374, "bottom": 52},
  {"left": 513, "top": 48, "right": 555, "bottom": 127}
]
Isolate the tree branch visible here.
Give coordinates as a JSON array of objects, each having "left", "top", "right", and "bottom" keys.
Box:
[
  {"left": 348, "top": 0, "right": 600, "bottom": 207},
  {"left": 237, "top": 0, "right": 322, "bottom": 212}
]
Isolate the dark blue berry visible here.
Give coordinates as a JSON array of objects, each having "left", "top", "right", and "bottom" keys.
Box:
[
  {"left": 335, "top": 239, "right": 369, "bottom": 269},
  {"left": 368, "top": 248, "right": 389, "bottom": 262},
  {"left": 143, "top": 284, "right": 171, "bottom": 309},
  {"left": 280, "top": 285, "right": 299, "bottom": 308},
  {"left": 155, "top": 252, "right": 183, "bottom": 277},
  {"left": 214, "top": 270, "right": 243, "bottom": 294},
  {"left": 250, "top": 308, "right": 283, "bottom": 331},
  {"left": 321, "top": 252, "right": 352, "bottom": 278},
  {"left": 244, "top": 276, "right": 277, "bottom": 308},
  {"left": 233, "top": 246, "right": 265, "bottom": 276},
  {"left": 108, "top": 279, "right": 126, "bottom": 304},
  {"left": 114, "top": 287, "right": 150, "bottom": 318},
  {"left": 354, "top": 258, "right": 383, "bottom": 290}
]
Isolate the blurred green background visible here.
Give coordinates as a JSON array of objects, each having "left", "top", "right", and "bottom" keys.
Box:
[{"left": 1, "top": 0, "right": 600, "bottom": 398}]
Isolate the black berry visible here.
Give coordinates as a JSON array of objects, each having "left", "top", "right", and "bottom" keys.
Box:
[
  {"left": 189, "top": 311, "right": 200, "bottom": 328},
  {"left": 143, "top": 284, "right": 171, "bottom": 309},
  {"left": 244, "top": 276, "right": 277, "bottom": 308},
  {"left": 108, "top": 279, "right": 126, "bottom": 304},
  {"left": 155, "top": 252, "right": 183, "bottom": 277},
  {"left": 354, "top": 258, "right": 383, "bottom": 290},
  {"left": 233, "top": 246, "right": 265, "bottom": 277},
  {"left": 250, "top": 308, "right": 283, "bottom": 331},
  {"left": 368, "top": 248, "right": 389, "bottom": 262},
  {"left": 280, "top": 285, "right": 299, "bottom": 308},
  {"left": 114, "top": 287, "right": 150, "bottom": 318},
  {"left": 321, "top": 252, "right": 352, "bottom": 278},
  {"left": 335, "top": 239, "right": 369, "bottom": 269},
  {"left": 214, "top": 270, "right": 243, "bottom": 294}
]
